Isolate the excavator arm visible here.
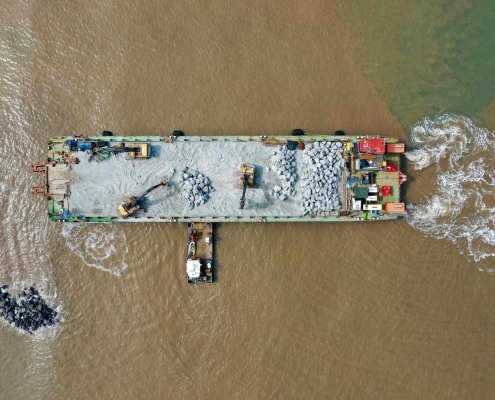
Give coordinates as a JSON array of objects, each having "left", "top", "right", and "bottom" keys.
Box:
[
  {"left": 135, "top": 181, "right": 167, "bottom": 203},
  {"left": 239, "top": 175, "right": 248, "bottom": 209}
]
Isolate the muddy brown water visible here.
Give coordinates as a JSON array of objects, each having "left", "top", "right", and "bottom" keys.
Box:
[{"left": 1, "top": 1, "right": 495, "bottom": 399}]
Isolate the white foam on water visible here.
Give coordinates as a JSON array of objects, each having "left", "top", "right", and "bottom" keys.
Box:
[
  {"left": 60, "top": 224, "right": 129, "bottom": 276},
  {"left": 406, "top": 114, "right": 495, "bottom": 269}
]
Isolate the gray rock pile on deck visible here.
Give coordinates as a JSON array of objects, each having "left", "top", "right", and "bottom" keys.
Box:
[
  {"left": 178, "top": 168, "right": 215, "bottom": 209},
  {"left": 0, "top": 285, "right": 58, "bottom": 334},
  {"left": 301, "top": 141, "right": 344, "bottom": 214},
  {"left": 269, "top": 146, "right": 298, "bottom": 201}
]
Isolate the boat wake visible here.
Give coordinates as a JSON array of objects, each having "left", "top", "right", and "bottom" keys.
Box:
[
  {"left": 406, "top": 114, "right": 495, "bottom": 270},
  {"left": 61, "top": 224, "right": 129, "bottom": 276}
]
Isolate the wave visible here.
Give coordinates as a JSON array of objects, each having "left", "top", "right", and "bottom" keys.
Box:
[
  {"left": 61, "top": 224, "right": 129, "bottom": 276},
  {"left": 406, "top": 114, "right": 495, "bottom": 269}
]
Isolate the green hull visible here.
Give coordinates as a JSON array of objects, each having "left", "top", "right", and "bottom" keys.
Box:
[{"left": 40, "top": 134, "right": 407, "bottom": 223}]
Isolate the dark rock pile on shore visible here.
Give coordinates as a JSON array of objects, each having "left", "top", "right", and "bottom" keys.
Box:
[{"left": 0, "top": 285, "right": 58, "bottom": 333}]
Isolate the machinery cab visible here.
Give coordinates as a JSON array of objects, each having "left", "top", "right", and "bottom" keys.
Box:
[
  {"left": 117, "top": 197, "right": 140, "bottom": 218},
  {"left": 239, "top": 164, "right": 255, "bottom": 186},
  {"left": 127, "top": 143, "right": 150, "bottom": 159}
]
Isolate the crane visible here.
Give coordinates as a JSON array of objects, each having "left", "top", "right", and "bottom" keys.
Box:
[{"left": 117, "top": 181, "right": 167, "bottom": 218}]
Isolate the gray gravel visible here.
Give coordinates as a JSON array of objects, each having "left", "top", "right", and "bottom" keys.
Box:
[{"left": 66, "top": 140, "right": 346, "bottom": 218}]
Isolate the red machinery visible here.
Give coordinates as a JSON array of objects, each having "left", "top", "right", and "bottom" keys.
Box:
[{"left": 382, "top": 186, "right": 392, "bottom": 196}]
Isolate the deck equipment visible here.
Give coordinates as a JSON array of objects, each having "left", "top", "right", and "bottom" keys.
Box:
[
  {"left": 117, "top": 181, "right": 167, "bottom": 218},
  {"left": 239, "top": 164, "right": 255, "bottom": 209}
]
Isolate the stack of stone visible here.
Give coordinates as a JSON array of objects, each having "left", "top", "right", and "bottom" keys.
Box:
[
  {"left": 0, "top": 285, "right": 58, "bottom": 334},
  {"left": 269, "top": 146, "right": 298, "bottom": 201},
  {"left": 301, "top": 141, "right": 345, "bottom": 214},
  {"left": 178, "top": 167, "right": 214, "bottom": 209}
]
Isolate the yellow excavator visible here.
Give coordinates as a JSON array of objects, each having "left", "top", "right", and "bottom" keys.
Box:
[
  {"left": 117, "top": 181, "right": 167, "bottom": 218},
  {"left": 239, "top": 164, "right": 255, "bottom": 209}
]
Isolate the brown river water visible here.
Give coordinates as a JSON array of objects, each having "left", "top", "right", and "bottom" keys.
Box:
[{"left": 1, "top": 1, "right": 495, "bottom": 399}]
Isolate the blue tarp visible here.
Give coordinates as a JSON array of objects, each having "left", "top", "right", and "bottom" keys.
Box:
[
  {"left": 76, "top": 141, "right": 93, "bottom": 151},
  {"left": 60, "top": 210, "right": 72, "bottom": 221},
  {"left": 66, "top": 140, "right": 92, "bottom": 150}
]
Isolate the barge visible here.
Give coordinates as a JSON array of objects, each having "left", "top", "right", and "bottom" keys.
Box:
[
  {"left": 187, "top": 222, "right": 214, "bottom": 284},
  {"left": 32, "top": 131, "right": 407, "bottom": 283}
]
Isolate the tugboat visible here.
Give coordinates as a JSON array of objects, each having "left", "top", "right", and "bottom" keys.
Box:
[{"left": 186, "top": 222, "right": 213, "bottom": 284}]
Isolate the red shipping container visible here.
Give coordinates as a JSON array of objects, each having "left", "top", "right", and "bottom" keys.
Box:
[
  {"left": 358, "top": 139, "right": 385, "bottom": 154},
  {"left": 386, "top": 143, "right": 405, "bottom": 153}
]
